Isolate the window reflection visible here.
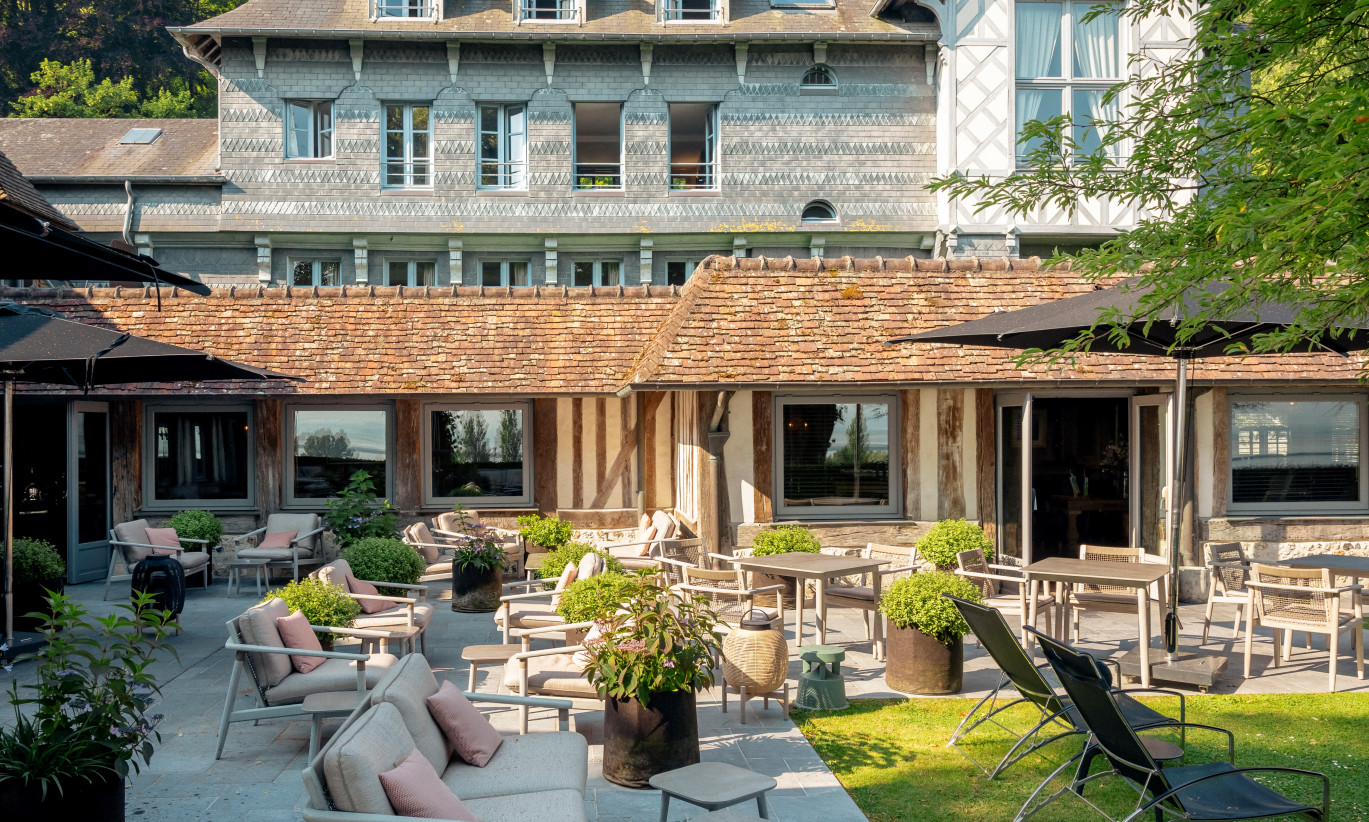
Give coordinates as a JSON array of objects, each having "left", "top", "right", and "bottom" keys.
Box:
[
  {"left": 292, "top": 409, "right": 389, "bottom": 499},
  {"left": 781, "top": 401, "right": 892, "bottom": 509},
  {"left": 430, "top": 407, "right": 527, "bottom": 502},
  {"left": 153, "top": 410, "right": 249, "bottom": 502}
]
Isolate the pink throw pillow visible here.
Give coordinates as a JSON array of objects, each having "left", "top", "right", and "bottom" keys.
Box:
[
  {"left": 425, "top": 680, "right": 504, "bottom": 768},
  {"left": 549, "top": 563, "right": 577, "bottom": 608},
  {"left": 348, "top": 575, "right": 398, "bottom": 614},
  {"left": 257, "top": 531, "right": 297, "bottom": 551},
  {"left": 379, "top": 748, "right": 482, "bottom": 822},
  {"left": 274, "top": 609, "right": 327, "bottom": 674},
  {"left": 145, "top": 527, "right": 180, "bottom": 555}
]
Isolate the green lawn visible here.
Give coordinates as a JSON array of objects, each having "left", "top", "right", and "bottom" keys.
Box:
[{"left": 794, "top": 693, "right": 1369, "bottom": 822}]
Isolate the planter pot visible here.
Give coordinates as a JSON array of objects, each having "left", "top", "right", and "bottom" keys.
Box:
[
  {"left": 885, "top": 624, "right": 963, "bottom": 695},
  {"left": 450, "top": 562, "right": 502, "bottom": 613},
  {"left": 602, "top": 689, "right": 700, "bottom": 788},
  {"left": 0, "top": 767, "right": 126, "bottom": 821},
  {"left": 12, "top": 575, "right": 64, "bottom": 632}
]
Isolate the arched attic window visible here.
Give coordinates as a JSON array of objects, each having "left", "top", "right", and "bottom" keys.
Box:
[
  {"left": 800, "top": 64, "right": 838, "bottom": 94},
  {"left": 877, "top": 0, "right": 938, "bottom": 24},
  {"left": 801, "top": 200, "right": 838, "bottom": 223}
]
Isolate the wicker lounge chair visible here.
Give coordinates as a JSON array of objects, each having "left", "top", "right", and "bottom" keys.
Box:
[
  {"left": 1244, "top": 563, "right": 1364, "bottom": 691},
  {"left": 955, "top": 548, "right": 1057, "bottom": 647}
]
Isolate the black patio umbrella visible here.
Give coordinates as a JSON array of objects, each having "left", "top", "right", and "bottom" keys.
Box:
[
  {"left": 0, "top": 302, "right": 298, "bottom": 655},
  {"left": 889, "top": 277, "right": 1369, "bottom": 680}
]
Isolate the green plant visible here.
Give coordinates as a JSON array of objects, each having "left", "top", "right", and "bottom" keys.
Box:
[
  {"left": 342, "top": 537, "right": 425, "bottom": 595},
  {"left": 878, "top": 571, "right": 982, "bottom": 645},
  {"left": 516, "top": 514, "right": 573, "bottom": 551},
  {"left": 555, "top": 572, "right": 647, "bottom": 623},
  {"left": 581, "top": 576, "right": 721, "bottom": 707},
  {"left": 915, "top": 519, "right": 995, "bottom": 570},
  {"left": 445, "top": 506, "right": 507, "bottom": 574},
  {"left": 263, "top": 578, "right": 360, "bottom": 646},
  {"left": 11, "top": 537, "right": 64, "bottom": 582},
  {"left": 0, "top": 591, "right": 177, "bottom": 799},
  {"left": 750, "top": 524, "right": 822, "bottom": 556},
  {"left": 536, "top": 542, "right": 624, "bottom": 587},
  {"left": 167, "top": 509, "right": 223, "bottom": 550},
  {"left": 322, "top": 470, "right": 400, "bottom": 548}
]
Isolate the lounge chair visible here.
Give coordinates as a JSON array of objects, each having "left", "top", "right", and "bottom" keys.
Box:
[
  {"left": 819, "top": 543, "right": 923, "bottom": 659},
  {"left": 1244, "top": 563, "right": 1364, "bottom": 691},
  {"left": 955, "top": 548, "right": 1057, "bottom": 647},
  {"left": 104, "top": 518, "right": 212, "bottom": 600},
  {"left": 598, "top": 510, "right": 683, "bottom": 572},
  {"left": 313, "top": 559, "right": 436, "bottom": 655},
  {"left": 432, "top": 510, "right": 525, "bottom": 578},
  {"left": 231, "top": 512, "right": 327, "bottom": 583}
]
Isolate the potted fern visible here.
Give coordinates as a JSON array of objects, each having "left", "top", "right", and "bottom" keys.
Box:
[{"left": 879, "top": 571, "right": 982, "bottom": 695}]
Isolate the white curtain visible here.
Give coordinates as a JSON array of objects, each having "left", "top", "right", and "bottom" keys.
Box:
[
  {"left": 1016, "top": 3, "right": 1062, "bottom": 78},
  {"left": 1073, "top": 6, "right": 1120, "bottom": 79},
  {"left": 1016, "top": 89, "right": 1049, "bottom": 160},
  {"left": 1078, "top": 89, "right": 1120, "bottom": 160}
]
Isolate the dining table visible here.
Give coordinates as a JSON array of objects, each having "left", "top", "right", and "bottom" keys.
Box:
[
  {"left": 1282, "top": 553, "right": 1369, "bottom": 584},
  {"left": 732, "top": 552, "right": 891, "bottom": 658},
  {"left": 1022, "top": 556, "right": 1171, "bottom": 687}
]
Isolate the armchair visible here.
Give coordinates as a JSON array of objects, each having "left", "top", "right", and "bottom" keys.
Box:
[
  {"left": 104, "top": 518, "right": 211, "bottom": 600},
  {"left": 433, "top": 510, "right": 525, "bottom": 578},
  {"left": 955, "top": 548, "right": 1056, "bottom": 647},
  {"left": 1068, "top": 544, "right": 1169, "bottom": 642},
  {"left": 1201, "top": 541, "right": 1252, "bottom": 644},
  {"left": 313, "top": 559, "right": 436, "bottom": 655},
  {"left": 400, "top": 522, "right": 459, "bottom": 582},
  {"left": 1245, "top": 563, "right": 1364, "bottom": 691},
  {"left": 504, "top": 620, "right": 602, "bottom": 733},
  {"left": 598, "top": 509, "right": 681, "bottom": 572},
  {"left": 232, "top": 512, "right": 327, "bottom": 583},
  {"left": 818, "top": 543, "right": 923, "bottom": 659}
]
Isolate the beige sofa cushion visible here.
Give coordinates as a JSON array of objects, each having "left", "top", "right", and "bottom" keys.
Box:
[
  {"left": 112, "top": 519, "right": 152, "bottom": 563},
  {"left": 236, "top": 547, "right": 303, "bottom": 561},
  {"left": 652, "top": 510, "right": 677, "bottom": 540},
  {"left": 264, "top": 652, "right": 398, "bottom": 705},
  {"left": 323, "top": 701, "right": 414, "bottom": 815},
  {"left": 405, "top": 523, "right": 441, "bottom": 563},
  {"left": 236, "top": 597, "right": 293, "bottom": 688},
  {"left": 352, "top": 601, "right": 435, "bottom": 629},
  {"left": 368, "top": 653, "right": 452, "bottom": 774},
  {"left": 503, "top": 653, "right": 600, "bottom": 700},
  {"left": 174, "top": 551, "right": 211, "bottom": 571},
  {"left": 494, "top": 601, "right": 563, "bottom": 630},
  {"left": 441, "top": 731, "right": 589, "bottom": 800},
  {"left": 465, "top": 789, "right": 589, "bottom": 822},
  {"left": 315, "top": 559, "right": 350, "bottom": 590},
  {"left": 266, "top": 512, "right": 321, "bottom": 552}
]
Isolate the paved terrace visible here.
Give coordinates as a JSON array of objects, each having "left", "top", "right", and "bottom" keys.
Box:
[{"left": 1, "top": 576, "right": 1363, "bottom": 822}]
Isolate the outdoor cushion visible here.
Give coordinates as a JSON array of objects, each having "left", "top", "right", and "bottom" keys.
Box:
[
  {"left": 264, "top": 652, "right": 398, "bottom": 706},
  {"left": 575, "top": 552, "right": 601, "bottom": 579},
  {"left": 113, "top": 519, "right": 153, "bottom": 562},
  {"left": 352, "top": 601, "right": 435, "bottom": 630},
  {"left": 617, "top": 556, "right": 659, "bottom": 572},
  {"left": 264, "top": 513, "right": 321, "bottom": 550},
  {"left": 379, "top": 747, "right": 480, "bottom": 822},
  {"left": 825, "top": 585, "right": 875, "bottom": 603},
  {"left": 275, "top": 609, "right": 327, "bottom": 674},
  {"left": 424, "top": 560, "right": 451, "bottom": 576},
  {"left": 257, "top": 530, "right": 296, "bottom": 551},
  {"left": 638, "top": 512, "right": 653, "bottom": 540},
  {"left": 236, "top": 547, "right": 296, "bottom": 561},
  {"left": 503, "top": 653, "right": 600, "bottom": 699},
  {"left": 145, "top": 527, "right": 181, "bottom": 555},
  {"left": 236, "top": 597, "right": 294, "bottom": 688},
  {"left": 369, "top": 652, "right": 453, "bottom": 774},
  {"left": 349, "top": 575, "right": 398, "bottom": 614},
  {"left": 324, "top": 700, "right": 416, "bottom": 815},
  {"left": 172, "top": 551, "right": 210, "bottom": 572},
  {"left": 651, "top": 510, "right": 677, "bottom": 540},
  {"left": 462, "top": 790, "right": 587, "bottom": 822},
  {"left": 406, "top": 523, "right": 441, "bottom": 563},
  {"left": 426, "top": 680, "right": 504, "bottom": 768},
  {"left": 315, "top": 560, "right": 350, "bottom": 590},
  {"left": 440, "top": 732, "right": 589, "bottom": 801},
  {"left": 493, "top": 601, "right": 561, "bottom": 630},
  {"left": 550, "top": 563, "right": 577, "bottom": 608}
]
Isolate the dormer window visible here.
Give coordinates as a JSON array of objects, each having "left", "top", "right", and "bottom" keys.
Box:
[
  {"left": 516, "top": 0, "right": 583, "bottom": 23},
  {"left": 659, "top": 0, "right": 726, "bottom": 23},
  {"left": 373, "top": 0, "right": 437, "bottom": 18},
  {"left": 801, "top": 200, "right": 838, "bottom": 223},
  {"left": 800, "top": 65, "right": 837, "bottom": 93}
]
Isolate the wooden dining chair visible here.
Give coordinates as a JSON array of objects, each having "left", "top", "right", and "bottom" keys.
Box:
[
  {"left": 1069, "top": 545, "right": 1167, "bottom": 641},
  {"left": 1245, "top": 563, "right": 1364, "bottom": 691},
  {"left": 1201, "top": 541, "right": 1252, "bottom": 644}
]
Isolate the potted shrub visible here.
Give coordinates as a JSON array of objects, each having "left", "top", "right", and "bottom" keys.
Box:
[
  {"left": 264, "top": 578, "right": 361, "bottom": 650},
  {"left": 322, "top": 470, "right": 400, "bottom": 548},
  {"left": 555, "top": 572, "right": 645, "bottom": 624},
  {"left": 0, "top": 590, "right": 175, "bottom": 821},
  {"left": 915, "top": 518, "right": 995, "bottom": 571},
  {"left": 515, "top": 513, "right": 573, "bottom": 555},
  {"left": 342, "top": 537, "right": 425, "bottom": 597},
  {"left": 167, "top": 510, "right": 223, "bottom": 588},
  {"left": 581, "top": 576, "right": 720, "bottom": 788},
  {"left": 748, "top": 524, "right": 822, "bottom": 607},
  {"left": 535, "top": 542, "right": 623, "bottom": 589},
  {"left": 444, "top": 508, "right": 507, "bottom": 613},
  {"left": 879, "top": 571, "right": 982, "bottom": 695},
  {"left": 9, "top": 537, "right": 65, "bottom": 633}
]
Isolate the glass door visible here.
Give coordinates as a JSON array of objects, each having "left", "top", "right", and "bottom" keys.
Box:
[
  {"left": 67, "top": 402, "right": 110, "bottom": 584},
  {"left": 996, "top": 393, "right": 1031, "bottom": 563},
  {"left": 1130, "top": 394, "right": 1172, "bottom": 558}
]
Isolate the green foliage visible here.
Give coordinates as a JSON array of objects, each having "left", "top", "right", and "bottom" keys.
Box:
[
  {"left": 445, "top": 506, "right": 507, "bottom": 573},
  {"left": 555, "top": 572, "right": 647, "bottom": 623},
  {"left": 516, "top": 513, "right": 573, "bottom": 551},
  {"left": 167, "top": 509, "right": 223, "bottom": 550},
  {"left": 536, "top": 542, "right": 624, "bottom": 587},
  {"left": 11, "top": 537, "right": 64, "bottom": 582},
  {"left": 930, "top": 0, "right": 1369, "bottom": 360},
  {"left": 750, "top": 524, "right": 822, "bottom": 556},
  {"left": 343, "top": 537, "right": 425, "bottom": 595},
  {"left": 0, "top": 591, "right": 177, "bottom": 795},
  {"left": 915, "top": 519, "right": 995, "bottom": 570},
  {"left": 580, "top": 576, "right": 721, "bottom": 707},
  {"left": 878, "top": 571, "right": 981, "bottom": 644},
  {"left": 263, "top": 578, "right": 360, "bottom": 644},
  {"left": 323, "top": 470, "right": 400, "bottom": 548},
  {"left": 10, "top": 58, "right": 202, "bottom": 118}
]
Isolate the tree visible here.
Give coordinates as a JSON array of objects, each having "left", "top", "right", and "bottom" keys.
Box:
[
  {"left": 498, "top": 410, "right": 522, "bottom": 463},
  {"left": 452, "top": 413, "right": 491, "bottom": 465},
  {"left": 298, "top": 428, "right": 356, "bottom": 460},
  {"left": 931, "top": 0, "right": 1369, "bottom": 357},
  {"left": 12, "top": 59, "right": 198, "bottom": 118}
]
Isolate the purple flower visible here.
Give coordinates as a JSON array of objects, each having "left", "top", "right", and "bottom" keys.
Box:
[{"left": 663, "top": 659, "right": 676, "bottom": 668}]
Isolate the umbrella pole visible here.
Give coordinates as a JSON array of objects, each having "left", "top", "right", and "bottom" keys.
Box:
[
  {"left": 1165, "top": 356, "right": 1189, "bottom": 660},
  {"left": 3, "top": 379, "right": 11, "bottom": 649}
]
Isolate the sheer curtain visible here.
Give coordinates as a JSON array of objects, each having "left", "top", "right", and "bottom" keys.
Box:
[
  {"left": 1073, "top": 6, "right": 1120, "bottom": 78},
  {"left": 1077, "top": 89, "right": 1120, "bottom": 160},
  {"left": 1016, "top": 3, "right": 1062, "bottom": 78}
]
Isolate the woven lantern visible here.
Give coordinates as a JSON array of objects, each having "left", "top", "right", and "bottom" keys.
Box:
[{"left": 721, "top": 612, "right": 788, "bottom": 721}]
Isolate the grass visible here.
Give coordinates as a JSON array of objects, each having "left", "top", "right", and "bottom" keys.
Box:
[{"left": 794, "top": 693, "right": 1369, "bottom": 822}]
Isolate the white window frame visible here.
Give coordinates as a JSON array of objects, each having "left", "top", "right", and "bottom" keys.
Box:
[
  {"left": 480, "top": 260, "right": 532, "bottom": 287},
  {"left": 1226, "top": 393, "right": 1369, "bottom": 515},
  {"left": 668, "top": 103, "right": 720, "bottom": 192},
  {"left": 285, "top": 403, "right": 395, "bottom": 507},
  {"left": 572, "top": 259, "right": 623, "bottom": 287},
  {"left": 573, "top": 103, "right": 625, "bottom": 191},
  {"left": 289, "top": 258, "right": 341, "bottom": 287},
  {"left": 659, "top": 0, "right": 727, "bottom": 23},
  {"left": 284, "top": 100, "right": 334, "bottom": 160},
  {"left": 515, "top": 0, "right": 584, "bottom": 24},
  {"left": 143, "top": 403, "right": 255, "bottom": 511},
  {"left": 799, "top": 64, "right": 838, "bottom": 94},
  {"left": 383, "top": 103, "right": 433, "bottom": 190},
  {"left": 383, "top": 258, "right": 436, "bottom": 287},
  {"left": 478, "top": 103, "right": 528, "bottom": 191},
  {"left": 801, "top": 200, "right": 839, "bottom": 224},
  {"left": 372, "top": 0, "right": 438, "bottom": 19},
  {"left": 772, "top": 0, "right": 835, "bottom": 8},
  {"left": 423, "top": 401, "right": 535, "bottom": 507},
  {"left": 773, "top": 394, "right": 901, "bottom": 520},
  {"left": 1013, "top": 0, "right": 1126, "bottom": 167}
]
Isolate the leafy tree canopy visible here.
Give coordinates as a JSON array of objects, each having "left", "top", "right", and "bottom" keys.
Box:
[
  {"left": 931, "top": 0, "right": 1369, "bottom": 357},
  {"left": 12, "top": 59, "right": 197, "bottom": 118}
]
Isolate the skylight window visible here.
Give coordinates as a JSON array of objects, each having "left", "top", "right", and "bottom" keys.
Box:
[{"left": 119, "top": 128, "right": 163, "bottom": 145}]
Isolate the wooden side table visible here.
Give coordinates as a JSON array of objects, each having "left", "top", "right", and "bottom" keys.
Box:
[
  {"left": 648, "top": 761, "right": 776, "bottom": 822},
  {"left": 461, "top": 643, "right": 521, "bottom": 691},
  {"left": 302, "top": 690, "right": 370, "bottom": 760}
]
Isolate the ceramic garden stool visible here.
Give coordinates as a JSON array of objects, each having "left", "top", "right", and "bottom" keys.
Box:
[
  {"left": 648, "top": 761, "right": 777, "bottom": 822},
  {"left": 793, "top": 645, "right": 849, "bottom": 711}
]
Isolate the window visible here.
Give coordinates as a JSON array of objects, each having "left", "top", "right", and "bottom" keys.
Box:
[
  {"left": 425, "top": 403, "right": 532, "bottom": 506},
  {"left": 478, "top": 104, "right": 528, "bottom": 190},
  {"left": 573, "top": 260, "right": 622, "bottom": 287},
  {"left": 1015, "top": 0, "right": 1122, "bottom": 164},
  {"left": 1229, "top": 397, "right": 1367, "bottom": 512},
  {"left": 800, "top": 65, "right": 838, "bottom": 93},
  {"left": 574, "top": 103, "right": 623, "bottom": 190},
  {"left": 774, "top": 0, "right": 835, "bottom": 7},
  {"left": 285, "top": 100, "right": 334, "bottom": 159},
  {"left": 666, "top": 261, "right": 696, "bottom": 286},
  {"left": 291, "top": 259, "right": 340, "bottom": 287},
  {"left": 775, "top": 396, "right": 899, "bottom": 518},
  {"left": 481, "top": 260, "right": 531, "bottom": 287},
  {"left": 288, "top": 407, "right": 391, "bottom": 503},
  {"left": 384, "top": 103, "right": 432, "bottom": 188},
  {"left": 801, "top": 200, "right": 837, "bottom": 222},
  {"left": 517, "top": 0, "right": 581, "bottom": 22},
  {"left": 385, "top": 259, "right": 436, "bottom": 287},
  {"left": 374, "top": 0, "right": 436, "bottom": 18},
  {"left": 669, "top": 103, "right": 718, "bottom": 191},
  {"left": 145, "top": 406, "right": 252, "bottom": 507},
  {"left": 660, "top": 0, "right": 722, "bottom": 21}
]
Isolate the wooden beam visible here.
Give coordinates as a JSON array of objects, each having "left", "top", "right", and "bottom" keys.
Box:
[
  {"left": 937, "top": 389, "right": 965, "bottom": 519},
  {"left": 255, "top": 398, "right": 282, "bottom": 517},
  {"left": 752, "top": 391, "right": 773, "bottom": 523},
  {"left": 110, "top": 400, "right": 141, "bottom": 523},
  {"left": 591, "top": 417, "right": 638, "bottom": 509},
  {"left": 394, "top": 398, "right": 420, "bottom": 510},
  {"left": 620, "top": 396, "right": 632, "bottom": 508},
  {"left": 642, "top": 392, "right": 664, "bottom": 510},
  {"left": 571, "top": 398, "right": 584, "bottom": 509},
  {"left": 595, "top": 397, "right": 607, "bottom": 495},
  {"left": 533, "top": 398, "right": 558, "bottom": 514},
  {"left": 1210, "top": 387, "right": 1228, "bottom": 518},
  {"left": 901, "top": 389, "right": 919, "bottom": 521},
  {"left": 976, "top": 388, "right": 996, "bottom": 543}
]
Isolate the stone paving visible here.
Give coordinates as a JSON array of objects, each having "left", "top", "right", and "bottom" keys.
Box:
[{"left": 2, "top": 573, "right": 1364, "bottom": 821}]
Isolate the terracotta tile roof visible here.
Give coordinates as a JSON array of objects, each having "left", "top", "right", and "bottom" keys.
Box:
[
  {"left": 626, "top": 255, "right": 1368, "bottom": 387},
  {"left": 175, "top": 0, "right": 932, "bottom": 40},
  {"left": 0, "top": 149, "right": 78, "bottom": 230},
  {"left": 0, "top": 119, "right": 220, "bottom": 180},
  {"left": 8, "top": 284, "right": 679, "bottom": 395}
]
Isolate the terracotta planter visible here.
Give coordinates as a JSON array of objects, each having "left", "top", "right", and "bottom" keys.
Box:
[
  {"left": 0, "top": 766, "right": 125, "bottom": 821},
  {"left": 602, "top": 689, "right": 700, "bottom": 788},
  {"left": 450, "top": 562, "right": 502, "bottom": 613},
  {"left": 885, "top": 624, "right": 963, "bottom": 695}
]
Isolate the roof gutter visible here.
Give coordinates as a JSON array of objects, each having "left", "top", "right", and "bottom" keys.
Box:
[
  {"left": 167, "top": 26, "right": 936, "bottom": 44},
  {"left": 29, "top": 175, "right": 225, "bottom": 185}
]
